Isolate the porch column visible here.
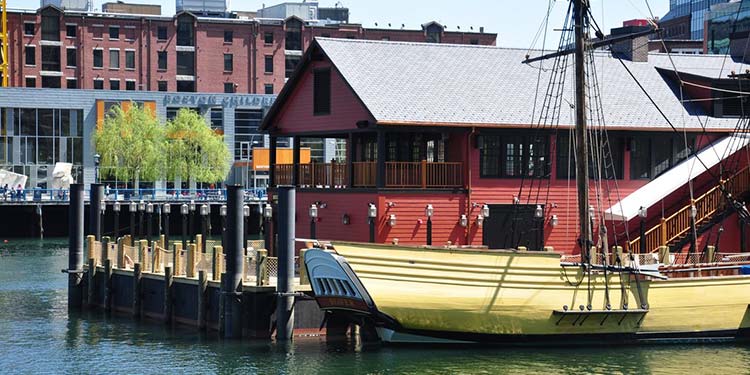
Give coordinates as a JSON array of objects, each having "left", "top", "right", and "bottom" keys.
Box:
[
  {"left": 292, "top": 136, "right": 300, "bottom": 186},
  {"left": 269, "top": 136, "right": 278, "bottom": 187},
  {"left": 347, "top": 133, "right": 355, "bottom": 188},
  {"left": 376, "top": 129, "right": 386, "bottom": 189}
]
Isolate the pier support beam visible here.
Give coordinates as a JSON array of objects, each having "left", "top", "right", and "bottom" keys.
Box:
[
  {"left": 223, "top": 185, "right": 244, "bottom": 339},
  {"left": 67, "top": 184, "right": 85, "bottom": 310},
  {"left": 90, "top": 183, "right": 103, "bottom": 241},
  {"left": 276, "top": 186, "right": 295, "bottom": 341}
]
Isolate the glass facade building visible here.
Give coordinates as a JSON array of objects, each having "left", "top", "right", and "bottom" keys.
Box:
[
  {"left": 706, "top": 0, "right": 750, "bottom": 54},
  {"left": 663, "top": 0, "right": 733, "bottom": 40}
]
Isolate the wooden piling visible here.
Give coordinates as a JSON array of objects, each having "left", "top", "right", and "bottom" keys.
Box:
[
  {"left": 212, "top": 245, "right": 223, "bottom": 281},
  {"left": 87, "top": 235, "right": 96, "bottom": 266},
  {"left": 197, "top": 270, "right": 207, "bottom": 330},
  {"left": 138, "top": 240, "right": 148, "bottom": 272},
  {"left": 100, "top": 236, "right": 110, "bottom": 267},
  {"left": 186, "top": 243, "right": 197, "bottom": 278},
  {"left": 299, "top": 249, "right": 309, "bottom": 285},
  {"left": 706, "top": 245, "right": 716, "bottom": 264},
  {"left": 164, "top": 266, "right": 173, "bottom": 324},
  {"left": 132, "top": 263, "right": 142, "bottom": 318},
  {"left": 152, "top": 240, "right": 161, "bottom": 273},
  {"left": 87, "top": 258, "right": 96, "bottom": 308},
  {"left": 103, "top": 259, "right": 113, "bottom": 313},
  {"left": 116, "top": 237, "right": 125, "bottom": 269},
  {"left": 195, "top": 234, "right": 203, "bottom": 254},
  {"left": 173, "top": 243, "right": 183, "bottom": 277},
  {"left": 160, "top": 234, "right": 166, "bottom": 250}
]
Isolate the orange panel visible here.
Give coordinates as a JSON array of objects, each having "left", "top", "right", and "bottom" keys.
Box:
[
  {"left": 144, "top": 101, "right": 156, "bottom": 117},
  {"left": 96, "top": 100, "right": 105, "bottom": 129},
  {"left": 252, "top": 148, "right": 311, "bottom": 170}
]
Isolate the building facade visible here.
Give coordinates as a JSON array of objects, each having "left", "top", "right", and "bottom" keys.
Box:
[{"left": 659, "top": 0, "right": 732, "bottom": 41}]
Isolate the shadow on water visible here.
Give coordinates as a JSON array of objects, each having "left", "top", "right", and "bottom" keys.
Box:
[{"left": 2, "top": 238, "right": 750, "bottom": 374}]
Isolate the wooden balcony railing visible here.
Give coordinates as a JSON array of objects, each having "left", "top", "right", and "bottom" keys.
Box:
[
  {"left": 628, "top": 166, "right": 750, "bottom": 253},
  {"left": 273, "top": 161, "right": 464, "bottom": 189}
]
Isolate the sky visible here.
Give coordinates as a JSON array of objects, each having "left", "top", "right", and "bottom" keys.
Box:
[{"left": 8, "top": 0, "right": 670, "bottom": 49}]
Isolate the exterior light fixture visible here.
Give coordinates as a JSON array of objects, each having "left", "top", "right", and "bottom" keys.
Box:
[
  {"left": 146, "top": 202, "right": 154, "bottom": 214},
  {"left": 459, "top": 214, "right": 468, "bottom": 228},
  {"left": 481, "top": 204, "right": 490, "bottom": 218},
  {"left": 243, "top": 205, "right": 250, "bottom": 217},
  {"left": 342, "top": 213, "right": 350, "bottom": 225},
  {"left": 386, "top": 202, "right": 396, "bottom": 208},
  {"left": 551, "top": 215, "right": 559, "bottom": 226},
  {"left": 476, "top": 214, "right": 484, "bottom": 227},
  {"left": 139, "top": 200, "right": 146, "bottom": 212},
  {"left": 263, "top": 204, "right": 273, "bottom": 219},
  {"left": 309, "top": 203, "right": 318, "bottom": 218},
  {"left": 638, "top": 206, "right": 647, "bottom": 219},
  {"left": 534, "top": 204, "right": 543, "bottom": 218},
  {"left": 220, "top": 204, "right": 227, "bottom": 217},
  {"left": 113, "top": 201, "right": 120, "bottom": 212},
  {"left": 425, "top": 204, "right": 434, "bottom": 218},
  {"left": 163, "top": 203, "right": 171, "bottom": 214},
  {"left": 513, "top": 196, "right": 520, "bottom": 204},
  {"left": 388, "top": 214, "right": 397, "bottom": 227},
  {"left": 129, "top": 201, "right": 137, "bottom": 213},
  {"left": 588, "top": 205, "right": 595, "bottom": 218},
  {"left": 189, "top": 200, "right": 196, "bottom": 212},
  {"left": 368, "top": 203, "right": 377, "bottom": 218},
  {"left": 200, "top": 204, "right": 209, "bottom": 216},
  {"left": 180, "top": 203, "right": 189, "bottom": 215},
  {"left": 690, "top": 205, "right": 697, "bottom": 219},
  {"left": 100, "top": 200, "right": 107, "bottom": 213}
]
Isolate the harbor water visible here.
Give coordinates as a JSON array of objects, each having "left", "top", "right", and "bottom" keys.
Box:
[{"left": 2, "top": 238, "right": 750, "bottom": 374}]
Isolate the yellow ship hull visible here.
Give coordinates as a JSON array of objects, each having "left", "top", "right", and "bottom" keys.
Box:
[{"left": 305, "top": 242, "right": 750, "bottom": 344}]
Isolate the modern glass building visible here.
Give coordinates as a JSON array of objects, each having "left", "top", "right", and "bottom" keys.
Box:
[
  {"left": 662, "top": 0, "right": 732, "bottom": 40},
  {"left": 706, "top": 0, "right": 750, "bottom": 54}
]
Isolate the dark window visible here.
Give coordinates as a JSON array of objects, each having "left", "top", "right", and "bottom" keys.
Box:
[
  {"left": 264, "top": 32, "right": 273, "bottom": 44},
  {"left": 176, "top": 51, "right": 194, "bottom": 75},
  {"left": 264, "top": 84, "right": 273, "bottom": 94},
  {"left": 425, "top": 24, "right": 442, "bottom": 43},
  {"left": 285, "top": 19, "right": 302, "bottom": 51},
  {"left": 313, "top": 68, "right": 331, "bottom": 115},
  {"left": 224, "top": 82, "right": 235, "bottom": 93},
  {"left": 110, "top": 79, "right": 120, "bottom": 90},
  {"left": 264, "top": 55, "right": 273, "bottom": 73},
  {"left": 66, "top": 78, "right": 77, "bottom": 89},
  {"left": 210, "top": 108, "right": 223, "bottom": 131},
  {"left": 234, "top": 109, "right": 263, "bottom": 160},
  {"left": 176, "top": 16, "right": 194, "bottom": 46},
  {"left": 157, "top": 26, "right": 168, "bottom": 41},
  {"left": 93, "top": 79, "right": 104, "bottom": 90},
  {"left": 126, "top": 80, "right": 136, "bottom": 91},
  {"left": 25, "top": 46, "right": 35, "bottom": 66},
  {"left": 92, "top": 26, "right": 103, "bottom": 39},
  {"left": 224, "top": 30, "right": 233, "bottom": 43},
  {"left": 629, "top": 134, "right": 695, "bottom": 179},
  {"left": 322, "top": 33, "right": 330, "bottom": 37},
  {"left": 124, "top": 28, "right": 135, "bottom": 41},
  {"left": 25, "top": 77, "right": 36, "bottom": 88},
  {"left": 41, "top": 46, "right": 60, "bottom": 71},
  {"left": 41, "top": 11, "right": 60, "bottom": 41},
  {"left": 285, "top": 55, "right": 300, "bottom": 78},
  {"left": 125, "top": 50, "right": 135, "bottom": 69},
  {"left": 176, "top": 80, "right": 195, "bottom": 92},
  {"left": 224, "top": 53, "right": 233, "bottom": 72},
  {"left": 480, "top": 134, "right": 549, "bottom": 178},
  {"left": 66, "top": 24, "right": 76, "bottom": 38},
  {"left": 345, "top": 35, "right": 356, "bottom": 39},
  {"left": 93, "top": 49, "right": 103, "bottom": 68},
  {"left": 557, "top": 132, "right": 623, "bottom": 179},
  {"left": 109, "top": 49, "right": 119, "bottom": 69},
  {"left": 470, "top": 39, "right": 479, "bottom": 45},
  {"left": 158, "top": 80, "right": 168, "bottom": 91},
  {"left": 24, "top": 23, "right": 34, "bottom": 36},
  {"left": 41, "top": 76, "right": 60, "bottom": 88},
  {"left": 157, "top": 51, "right": 167, "bottom": 70},
  {"left": 66, "top": 48, "right": 76, "bottom": 67},
  {"left": 109, "top": 26, "right": 119, "bottom": 40}
]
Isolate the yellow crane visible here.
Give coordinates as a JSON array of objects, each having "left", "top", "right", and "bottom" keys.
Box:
[{"left": 0, "top": 0, "right": 7, "bottom": 87}]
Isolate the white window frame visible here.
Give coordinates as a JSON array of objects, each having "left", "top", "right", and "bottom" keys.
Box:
[
  {"left": 92, "top": 47, "right": 104, "bottom": 69},
  {"left": 124, "top": 48, "right": 136, "bottom": 70},
  {"left": 24, "top": 44, "right": 36, "bottom": 67},
  {"left": 23, "top": 21, "right": 35, "bottom": 36},
  {"left": 108, "top": 48, "right": 120, "bottom": 70},
  {"left": 65, "top": 46, "right": 77, "bottom": 68},
  {"left": 108, "top": 25, "right": 120, "bottom": 40},
  {"left": 65, "top": 23, "right": 77, "bottom": 38},
  {"left": 125, "top": 79, "right": 137, "bottom": 91}
]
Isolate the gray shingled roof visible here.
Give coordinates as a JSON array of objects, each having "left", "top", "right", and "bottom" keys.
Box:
[{"left": 315, "top": 37, "right": 746, "bottom": 130}]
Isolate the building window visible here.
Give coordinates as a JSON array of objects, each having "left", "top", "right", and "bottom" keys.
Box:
[
  {"left": 66, "top": 78, "right": 77, "bottom": 89},
  {"left": 109, "top": 26, "right": 119, "bottom": 40},
  {"left": 480, "top": 134, "right": 549, "bottom": 178},
  {"left": 264, "top": 55, "right": 273, "bottom": 73},
  {"left": 41, "top": 46, "right": 60, "bottom": 71},
  {"left": 126, "top": 80, "right": 136, "bottom": 91},
  {"left": 176, "top": 16, "right": 194, "bottom": 46},
  {"left": 176, "top": 52, "right": 194, "bottom": 75},
  {"left": 157, "top": 26, "right": 168, "bottom": 41},
  {"left": 176, "top": 80, "right": 195, "bottom": 92},
  {"left": 224, "top": 82, "right": 235, "bottom": 93},
  {"left": 234, "top": 109, "right": 263, "bottom": 160},
  {"left": 425, "top": 24, "right": 442, "bottom": 43},
  {"left": 41, "top": 76, "right": 60, "bottom": 88},
  {"left": 285, "top": 55, "right": 300, "bottom": 78},
  {"left": 93, "top": 49, "right": 103, "bottom": 68},
  {"left": 25, "top": 77, "right": 36, "bottom": 88},
  {"left": 66, "top": 48, "right": 76, "bottom": 68},
  {"left": 264, "top": 32, "right": 273, "bottom": 44},
  {"left": 93, "top": 79, "right": 104, "bottom": 90},
  {"left": 110, "top": 79, "right": 120, "bottom": 90},
  {"left": 470, "top": 39, "right": 479, "bottom": 45},
  {"left": 92, "top": 26, "right": 103, "bottom": 39},
  {"left": 158, "top": 80, "right": 168, "bottom": 91},
  {"left": 125, "top": 50, "right": 135, "bottom": 70},
  {"left": 285, "top": 18, "right": 302, "bottom": 51},
  {"left": 25, "top": 46, "right": 35, "bottom": 66},
  {"left": 210, "top": 108, "right": 223, "bottom": 131},
  {"left": 157, "top": 51, "right": 167, "bottom": 70},
  {"left": 629, "top": 134, "right": 695, "bottom": 180},
  {"left": 264, "top": 84, "right": 273, "bottom": 94},
  {"left": 41, "top": 10, "right": 60, "bottom": 41},
  {"left": 109, "top": 49, "right": 119, "bottom": 69},
  {"left": 313, "top": 68, "right": 331, "bottom": 115},
  {"left": 124, "top": 28, "right": 135, "bottom": 41},
  {"left": 224, "top": 30, "right": 233, "bottom": 43},
  {"left": 24, "top": 22, "right": 34, "bottom": 36},
  {"left": 224, "top": 53, "right": 233, "bottom": 72},
  {"left": 66, "top": 24, "right": 76, "bottom": 38},
  {"left": 557, "top": 132, "right": 623, "bottom": 179}
]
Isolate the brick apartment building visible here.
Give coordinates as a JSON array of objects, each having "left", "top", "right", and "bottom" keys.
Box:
[{"left": 3, "top": 2, "right": 497, "bottom": 95}]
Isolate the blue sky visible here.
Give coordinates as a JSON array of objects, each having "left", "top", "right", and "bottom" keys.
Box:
[{"left": 8, "top": 0, "right": 669, "bottom": 48}]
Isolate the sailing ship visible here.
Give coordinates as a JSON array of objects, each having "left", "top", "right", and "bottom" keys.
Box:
[{"left": 299, "top": 0, "right": 750, "bottom": 344}]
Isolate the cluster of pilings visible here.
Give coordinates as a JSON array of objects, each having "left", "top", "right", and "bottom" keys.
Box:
[{"left": 65, "top": 184, "right": 313, "bottom": 341}]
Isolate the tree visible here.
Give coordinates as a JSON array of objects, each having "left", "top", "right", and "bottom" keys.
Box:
[
  {"left": 92, "top": 104, "right": 165, "bottom": 187},
  {"left": 165, "top": 108, "right": 231, "bottom": 184}
]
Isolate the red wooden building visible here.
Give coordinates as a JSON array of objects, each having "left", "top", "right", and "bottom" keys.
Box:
[{"left": 261, "top": 37, "right": 750, "bottom": 255}]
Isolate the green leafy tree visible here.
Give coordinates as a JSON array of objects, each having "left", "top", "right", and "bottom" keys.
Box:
[
  {"left": 92, "top": 104, "right": 165, "bottom": 187},
  {"left": 165, "top": 108, "right": 231, "bottom": 184}
]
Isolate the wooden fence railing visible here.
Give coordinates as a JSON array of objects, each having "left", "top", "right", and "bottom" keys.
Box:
[{"left": 629, "top": 166, "right": 750, "bottom": 253}]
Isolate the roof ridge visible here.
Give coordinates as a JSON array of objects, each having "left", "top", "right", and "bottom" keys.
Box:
[{"left": 315, "top": 36, "right": 523, "bottom": 51}]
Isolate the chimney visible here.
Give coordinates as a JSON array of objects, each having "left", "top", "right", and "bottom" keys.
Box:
[{"left": 610, "top": 25, "right": 649, "bottom": 63}]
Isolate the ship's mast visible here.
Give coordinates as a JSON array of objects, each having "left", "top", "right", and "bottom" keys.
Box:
[{"left": 573, "top": 0, "right": 591, "bottom": 257}]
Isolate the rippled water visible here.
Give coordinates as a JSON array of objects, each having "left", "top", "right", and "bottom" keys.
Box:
[{"left": 2, "top": 239, "right": 750, "bottom": 374}]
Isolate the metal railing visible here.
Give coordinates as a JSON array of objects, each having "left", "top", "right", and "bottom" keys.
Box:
[{"left": 0, "top": 187, "right": 268, "bottom": 203}]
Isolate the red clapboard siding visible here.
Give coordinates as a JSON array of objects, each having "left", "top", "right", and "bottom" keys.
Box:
[
  {"left": 295, "top": 191, "right": 378, "bottom": 242},
  {"left": 378, "top": 193, "right": 468, "bottom": 246}
]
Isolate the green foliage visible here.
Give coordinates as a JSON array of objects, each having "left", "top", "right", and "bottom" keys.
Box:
[
  {"left": 165, "top": 108, "right": 231, "bottom": 183},
  {"left": 93, "top": 104, "right": 165, "bottom": 183}
]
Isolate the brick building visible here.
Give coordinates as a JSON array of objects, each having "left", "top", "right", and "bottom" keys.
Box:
[{"left": 3, "top": 3, "right": 497, "bottom": 95}]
